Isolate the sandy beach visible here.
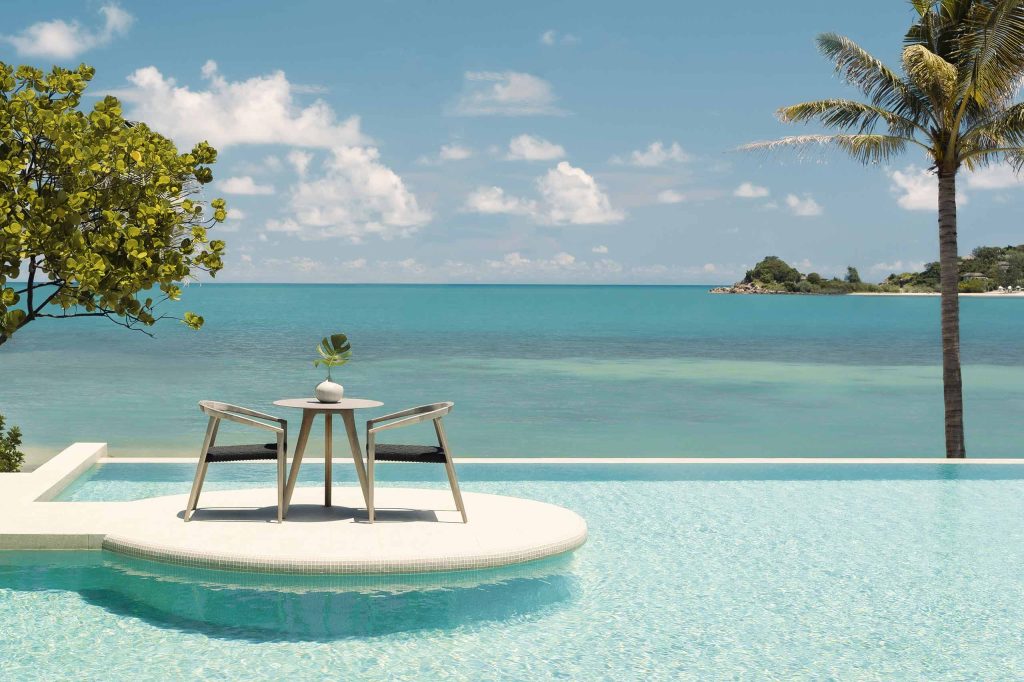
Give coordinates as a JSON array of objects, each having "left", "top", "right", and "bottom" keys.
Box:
[{"left": 850, "top": 292, "right": 1024, "bottom": 297}]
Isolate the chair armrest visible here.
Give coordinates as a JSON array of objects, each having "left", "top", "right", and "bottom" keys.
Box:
[
  {"left": 368, "top": 404, "right": 452, "bottom": 434},
  {"left": 200, "top": 402, "right": 286, "bottom": 434},
  {"left": 368, "top": 402, "right": 452, "bottom": 427},
  {"left": 212, "top": 410, "right": 286, "bottom": 434}
]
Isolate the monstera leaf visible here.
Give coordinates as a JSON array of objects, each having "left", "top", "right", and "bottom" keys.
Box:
[{"left": 313, "top": 332, "right": 352, "bottom": 371}]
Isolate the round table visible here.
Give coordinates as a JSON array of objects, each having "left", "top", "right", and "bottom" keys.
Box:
[{"left": 273, "top": 397, "right": 383, "bottom": 512}]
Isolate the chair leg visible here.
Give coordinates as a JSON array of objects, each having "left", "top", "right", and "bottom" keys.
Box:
[
  {"left": 435, "top": 419, "right": 467, "bottom": 523},
  {"left": 185, "top": 417, "right": 219, "bottom": 522},
  {"left": 276, "top": 432, "right": 286, "bottom": 523},
  {"left": 367, "top": 433, "right": 375, "bottom": 523}
]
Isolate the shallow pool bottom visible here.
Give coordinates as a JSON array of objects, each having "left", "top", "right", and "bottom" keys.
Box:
[{"left": 6, "top": 464, "right": 1024, "bottom": 679}]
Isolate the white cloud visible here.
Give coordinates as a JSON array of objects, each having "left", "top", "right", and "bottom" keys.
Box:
[
  {"left": 287, "top": 150, "right": 313, "bottom": 177},
  {"left": 417, "top": 143, "right": 474, "bottom": 165},
  {"left": 485, "top": 251, "right": 582, "bottom": 274},
  {"left": 965, "top": 164, "right": 1024, "bottom": 190},
  {"left": 236, "top": 155, "right": 284, "bottom": 175},
  {"left": 540, "top": 30, "right": 580, "bottom": 46},
  {"left": 228, "top": 252, "right": 756, "bottom": 284},
  {"left": 377, "top": 258, "right": 426, "bottom": 275},
  {"left": 453, "top": 71, "right": 564, "bottom": 116},
  {"left": 439, "top": 144, "right": 473, "bottom": 161},
  {"left": 734, "top": 182, "right": 770, "bottom": 198},
  {"left": 891, "top": 163, "right": 1022, "bottom": 205},
  {"left": 226, "top": 208, "right": 246, "bottom": 220},
  {"left": 219, "top": 176, "right": 275, "bottom": 195},
  {"left": 291, "top": 257, "right": 322, "bottom": 273},
  {"left": 888, "top": 166, "right": 936, "bottom": 210},
  {"left": 465, "top": 162, "right": 622, "bottom": 225},
  {"left": 613, "top": 141, "right": 691, "bottom": 167},
  {"left": 869, "top": 260, "right": 927, "bottom": 274},
  {"left": 119, "top": 61, "right": 366, "bottom": 149},
  {"left": 506, "top": 134, "right": 566, "bottom": 161},
  {"left": 263, "top": 256, "right": 324, "bottom": 274},
  {"left": 463, "top": 187, "right": 538, "bottom": 216},
  {"left": 785, "top": 194, "right": 823, "bottom": 217},
  {"left": 657, "top": 189, "right": 686, "bottom": 204},
  {"left": 3, "top": 3, "right": 133, "bottom": 59},
  {"left": 538, "top": 162, "right": 624, "bottom": 224},
  {"left": 268, "top": 146, "right": 431, "bottom": 241},
  {"left": 592, "top": 245, "right": 609, "bottom": 254}
]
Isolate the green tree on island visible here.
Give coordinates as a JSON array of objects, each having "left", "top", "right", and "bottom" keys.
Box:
[
  {"left": 0, "top": 63, "right": 227, "bottom": 348},
  {"left": 745, "top": 1, "right": 1024, "bottom": 458}
]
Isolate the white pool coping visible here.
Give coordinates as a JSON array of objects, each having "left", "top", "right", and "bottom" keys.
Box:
[
  {"left": 0, "top": 443, "right": 588, "bottom": 573},
  {"left": 99, "top": 456, "right": 1024, "bottom": 464},
  {"left": 4, "top": 443, "right": 1024, "bottom": 572}
]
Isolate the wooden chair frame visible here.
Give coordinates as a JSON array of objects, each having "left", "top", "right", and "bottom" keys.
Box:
[
  {"left": 185, "top": 401, "right": 288, "bottom": 522},
  {"left": 365, "top": 402, "right": 467, "bottom": 523}
]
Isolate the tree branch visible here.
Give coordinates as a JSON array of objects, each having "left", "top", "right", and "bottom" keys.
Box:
[
  {"left": 13, "top": 280, "right": 61, "bottom": 295},
  {"left": 25, "top": 256, "right": 35, "bottom": 313}
]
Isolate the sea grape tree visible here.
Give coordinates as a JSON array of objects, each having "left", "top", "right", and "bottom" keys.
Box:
[{"left": 0, "top": 63, "right": 227, "bottom": 347}]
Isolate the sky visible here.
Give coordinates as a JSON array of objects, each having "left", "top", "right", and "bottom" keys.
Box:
[{"left": 3, "top": 1, "right": 1023, "bottom": 284}]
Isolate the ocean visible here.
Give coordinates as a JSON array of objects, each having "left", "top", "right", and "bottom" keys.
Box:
[{"left": 1, "top": 284, "right": 1022, "bottom": 458}]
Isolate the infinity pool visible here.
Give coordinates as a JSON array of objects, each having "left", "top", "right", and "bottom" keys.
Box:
[{"left": 6, "top": 463, "right": 1024, "bottom": 679}]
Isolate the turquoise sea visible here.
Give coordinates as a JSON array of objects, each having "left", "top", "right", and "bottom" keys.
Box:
[{"left": 2, "top": 284, "right": 1023, "bottom": 458}]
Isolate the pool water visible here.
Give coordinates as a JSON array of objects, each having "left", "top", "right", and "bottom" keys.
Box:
[{"left": 7, "top": 463, "right": 1024, "bottom": 679}]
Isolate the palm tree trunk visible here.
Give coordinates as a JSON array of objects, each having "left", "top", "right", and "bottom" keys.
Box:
[{"left": 937, "top": 170, "right": 965, "bottom": 458}]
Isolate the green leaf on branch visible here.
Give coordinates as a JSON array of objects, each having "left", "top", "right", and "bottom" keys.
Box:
[
  {"left": 182, "top": 312, "right": 204, "bottom": 330},
  {"left": 0, "top": 61, "right": 228, "bottom": 345}
]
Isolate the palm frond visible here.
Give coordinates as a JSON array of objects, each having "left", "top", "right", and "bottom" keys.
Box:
[
  {"left": 963, "top": 100, "right": 1024, "bottom": 147},
  {"left": 905, "top": 0, "right": 973, "bottom": 56},
  {"left": 777, "top": 99, "right": 922, "bottom": 136},
  {"left": 959, "top": 0, "right": 1024, "bottom": 106},
  {"left": 903, "top": 45, "right": 958, "bottom": 102},
  {"left": 817, "top": 33, "right": 928, "bottom": 121},
  {"left": 740, "top": 134, "right": 916, "bottom": 165},
  {"left": 1004, "top": 150, "right": 1024, "bottom": 171}
]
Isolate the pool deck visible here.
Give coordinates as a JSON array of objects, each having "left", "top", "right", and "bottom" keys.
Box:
[{"left": 0, "top": 443, "right": 588, "bottom": 574}]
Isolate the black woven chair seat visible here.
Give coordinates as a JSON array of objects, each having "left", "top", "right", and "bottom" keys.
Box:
[
  {"left": 373, "top": 443, "right": 447, "bottom": 463},
  {"left": 206, "top": 443, "right": 279, "bottom": 463}
]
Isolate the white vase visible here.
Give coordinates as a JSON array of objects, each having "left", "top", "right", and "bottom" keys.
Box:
[{"left": 315, "top": 380, "right": 344, "bottom": 403}]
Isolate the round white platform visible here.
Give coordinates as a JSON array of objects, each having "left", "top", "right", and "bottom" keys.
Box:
[{"left": 101, "top": 487, "right": 587, "bottom": 574}]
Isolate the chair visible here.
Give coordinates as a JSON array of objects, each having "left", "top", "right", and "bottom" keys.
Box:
[
  {"left": 185, "top": 401, "right": 288, "bottom": 523},
  {"left": 365, "top": 402, "right": 466, "bottom": 523}
]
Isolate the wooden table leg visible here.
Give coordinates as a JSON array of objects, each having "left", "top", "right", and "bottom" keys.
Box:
[
  {"left": 284, "top": 410, "right": 315, "bottom": 513},
  {"left": 342, "top": 410, "right": 369, "bottom": 505},
  {"left": 325, "top": 413, "right": 333, "bottom": 507}
]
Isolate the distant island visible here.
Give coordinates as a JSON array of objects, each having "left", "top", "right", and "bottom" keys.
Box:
[{"left": 711, "top": 246, "right": 1024, "bottom": 295}]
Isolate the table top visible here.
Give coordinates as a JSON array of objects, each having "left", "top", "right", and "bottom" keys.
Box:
[{"left": 273, "top": 398, "right": 384, "bottom": 411}]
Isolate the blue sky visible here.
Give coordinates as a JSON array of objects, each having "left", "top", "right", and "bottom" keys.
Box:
[{"left": 4, "top": 1, "right": 1023, "bottom": 283}]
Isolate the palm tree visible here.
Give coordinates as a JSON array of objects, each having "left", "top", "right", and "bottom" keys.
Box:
[{"left": 745, "top": 1, "right": 1024, "bottom": 458}]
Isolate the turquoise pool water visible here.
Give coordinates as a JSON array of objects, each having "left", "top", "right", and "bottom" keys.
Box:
[
  {"left": 3, "top": 284, "right": 1024, "bottom": 458},
  {"left": 6, "top": 463, "right": 1024, "bottom": 679}
]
